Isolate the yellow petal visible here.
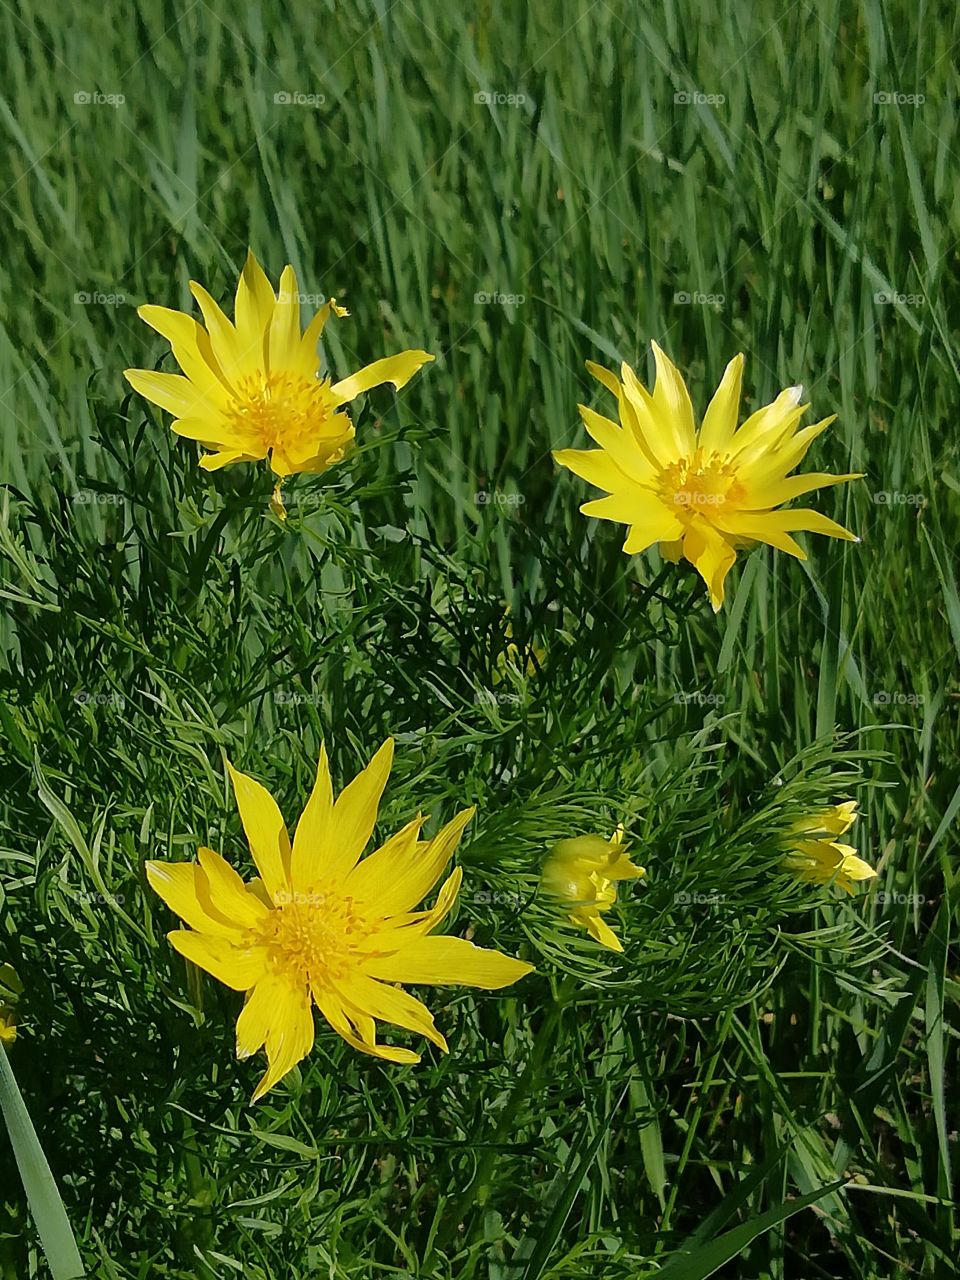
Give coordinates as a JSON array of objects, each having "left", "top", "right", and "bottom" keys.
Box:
[
  {"left": 698, "top": 353, "right": 744, "bottom": 453},
  {"left": 727, "top": 386, "right": 806, "bottom": 461},
  {"left": 584, "top": 912, "right": 624, "bottom": 952},
  {"left": 137, "top": 304, "right": 233, "bottom": 402},
  {"left": 312, "top": 988, "right": 421, "bottom": 1064},
  {"left": 682, "top": 520, "right": 738, "bottom": 611},
  {"left": 196, "top": 847, "right": 270, "bottom": 929},
  {"left": 349, "top": 808, "right": 473, "bottom": 916},
  {"left": 333, "top": 972, "right": 447, "bottom": 1051},
  {"left": 188, "top": 281, "right": 250, "bottom": 383},
  {"left": 362, "top": 934, "right": 534, "bottom": 989},
  {"left": 358, "top": 866, "right": 463, "bottom": 946},
  {"left": 226, "top": 762, "right": 292, "bottom": 902},
  {"left": 198, "top": 448, "right": 261, "bottom": 471},
  {"left": 234, "top": 249, "right": 277, "bottom": 356},
  {"left": 716, "top": 508, "right": 858, "bottom": 552},
  {"left": 577, "top": 404, "right": 656, "bottom": 483},
  {"left": 553, "top": 447, "right": 636, "bottom": 493},
  {"left": 622, "top": 505, "right": 686, "bottom": 554},
  {"left": 649, "top": 341, "right": 697, "bottom": 456},
  {"left": 267, "top": 265, "right": 302, "bottom": 370},
  {"left": 236, "top": 972, "right": 295, "bottom": 1058},
  {"left": 168, "top": 930, "right": 268, "bottom": 990},
  {"left": 290, "top": 744, "right": 334, "bottom": 892},
  {"left": 741, "top": 471, "right": 863, "bottom": 509},
  {"left": 585, "top": 359, "right": 623, "bottom": 399},
  {"left": 330, "top": 350, "right": 434, "bottom": 407},
  {"left": 124, "top": 368, "right": 220, "bottom": 420},
  {"left": 251, "top": 980, "right": 315, "bottom": 1102},
  {"left": 293, "top": 297, "right": 348, "bottom": 378},
  {"left": 327, "top": 738, "right": 395, "bottom": 880},
  {"left": 343, "top": 814, "right": 429, "bottom": 913},
  {"left": 145, "top": 860, "right": 243, "bottom": 938}
]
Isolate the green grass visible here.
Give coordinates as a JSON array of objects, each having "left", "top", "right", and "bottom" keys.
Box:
[{"left": 0, "top": 0, "right": 957, "bottom": 1275}]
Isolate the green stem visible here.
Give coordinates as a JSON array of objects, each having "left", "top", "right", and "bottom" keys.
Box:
[{"left": 0, "top": 1044, "right": 85, "bottom": 1279}]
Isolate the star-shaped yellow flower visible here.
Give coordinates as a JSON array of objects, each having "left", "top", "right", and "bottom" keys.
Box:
[
  {"left": 554, "top": 344, "right": 862, "bottom": 609},
  {"left": 125, "top": 251, "right": 434, "bottom": 516},
  {"left": 541, "top": 826, "right": 645, "bottom": 952},
  {"left": 147, "top": 739, "right": 533, "bottom": 1101},
  {"left": 783, "top": 801, "right": 876, "bottom": 894}
]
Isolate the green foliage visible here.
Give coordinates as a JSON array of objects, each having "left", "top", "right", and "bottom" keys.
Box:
[{"left": 0, "top": 1, "right": 957, "bottom": 1277}]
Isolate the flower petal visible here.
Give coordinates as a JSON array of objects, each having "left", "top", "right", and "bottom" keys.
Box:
[
  {"left": 327, "top": 738, "right": 395, "bottom": 880},
  {"left": 168, "top": 930, "right": 269, "bottom": 990},
  {"left": 681, "top": 520, "right": 738, "bottom": 611},
  {"left": 330, "top": 350, "right": 434, "bottom": 407},
  {"left": 741, "top": 471, "right": 863, "bottom": 510},
  {"left": 576, "top": 404, "right": 656, "bottom": 483},
  {"left": 698, "top": 353, "right": 744, "bottom": 453},
  {"left": 343, "top": 814, "right": 428, "bottom": 913},
  {"left": 234, "top": 249, "right": 276, "bottom": 357},
  {"left": 267, "top": 265, "right": 302, "bottom": 370},
  {"left": 196, "top": 847, "right": 270, "bottom": 929},
  {"left": 226, "top": 762, "right": 292, "bottom": 901},
  {"left": 290, "top": 744, "right": 334, "bottom": 892},
  {"left": 124, "top": 369, "right": 220, "bottom": 420},
  {"left": 251, "top": 979, "right": 315, "bottom": 1102},
  {"left": 312, "top": 988, "right": 421, "bottom": 1064},
  {"left": 145, "top": 860, "right": 243, "bottom": 938},
  {"left": 137, "top": 305, "right": 233, "bottom": 401},
  {"left": 333, "top": 972, "right": 447, "bottom": 1051},
  {"left": 362, "top": 934, "right": 534, "bottom": 989},
  {"left": 649, "top": 341, "right": 697, "bottom": 456}
]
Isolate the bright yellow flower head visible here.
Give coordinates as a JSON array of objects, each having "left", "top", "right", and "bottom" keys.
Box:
[
  {"left": 783, "top": 800, "right": 876, "bottom": 894},
  {"left": 147, "top": 739, "right": 533, "bottom": 1102},
  {"left": 541, "top": 826, "right": 645, "bottom": 952},
  {"left": 554, "top": 344, "right": 862, "bottom": 610},
  {"left": 125, "top": 251, "right": 434, "bottom": 514},
  {"left": 0, "top": 1008, "right": 16, "bottom": 1045}
]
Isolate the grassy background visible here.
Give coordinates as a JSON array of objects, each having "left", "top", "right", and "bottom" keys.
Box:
[{"left": 0, "top": 0, "right": 958, "bottom": 1275}]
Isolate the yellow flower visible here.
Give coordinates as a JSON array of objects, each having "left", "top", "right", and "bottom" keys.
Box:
[
  {"left": 554, "top": 344, "right": 862, "bottom": 610},
  {"left": 541, "top": 826, "right": 645, "bottom": 952},
  {"left": 0, "top": 1008, "right": 16, "bottom": 1045},
  {"left": 125, "top": 251, "right": 434, "bottom": 516},
  {"left": 783, "top": 801, "right": 876, "bottom": 894},
  {"left": 147, "top": 739, "right": 533, "bottom": 1102}
]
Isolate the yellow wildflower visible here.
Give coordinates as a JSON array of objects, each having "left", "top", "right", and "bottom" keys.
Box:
[
  {"left": 125, "top": 251, "right": 434, "bottom": 516},
  {"left": 542, "top": 825, "right": 645, "bottom": 952},
  {"left": 554, "top": 344, "right": 861, "bottom": 609},
  {"left": 147, "top": 739, "right": 533, "bottom": 1102},
  {"left": 783, "top": 801, "right": 876, "bottom": 894}
]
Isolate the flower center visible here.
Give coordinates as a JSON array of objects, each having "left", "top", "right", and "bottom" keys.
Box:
[
  {"left": 658, "top": 448, "right": 744, "bottom": 516},
  {"left": 225, "top": 371, "right": 335, "bottom": 455},
  {"left": 259, "top": 891, "right": 370, "bottom": 988}
]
